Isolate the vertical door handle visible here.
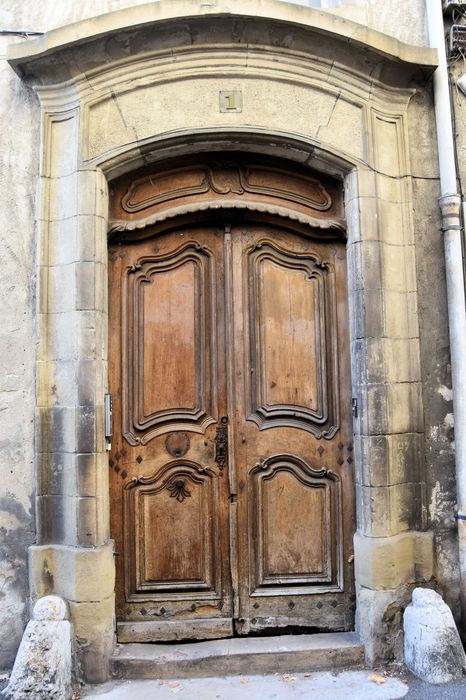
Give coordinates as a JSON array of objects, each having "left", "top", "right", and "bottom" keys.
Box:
[{"left": 215, "top": 416, "right": 229, "bottom": 470}]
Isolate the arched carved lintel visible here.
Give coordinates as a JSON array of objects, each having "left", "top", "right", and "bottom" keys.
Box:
[{"left": 109, "top": 199, "right": 346, "bottom": 239}]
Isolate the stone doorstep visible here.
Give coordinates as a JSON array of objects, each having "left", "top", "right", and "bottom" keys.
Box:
[{"left": 111, "top": 632, "right": 364, "bottom": 680}]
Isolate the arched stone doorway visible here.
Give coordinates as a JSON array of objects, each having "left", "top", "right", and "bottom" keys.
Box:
[{"left": 6, "top": 2, "right": 437, "bottom": 680}]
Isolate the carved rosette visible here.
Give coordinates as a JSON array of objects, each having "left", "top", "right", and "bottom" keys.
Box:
[{"left": 167, "top": 478, "right": 191, "bottom": 502}]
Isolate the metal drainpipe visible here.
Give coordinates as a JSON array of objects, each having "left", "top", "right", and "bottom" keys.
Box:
[{"left": 426, "top": 0, "right": 466, "bottom": 628}]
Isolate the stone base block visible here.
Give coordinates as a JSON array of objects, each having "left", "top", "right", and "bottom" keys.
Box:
[
  {"left": 404, "top": 588, "right": 466, "bottom": 683},
  {"left": 354, "top": 530, "right": 433, "bottom": 590},
  {"left": 5, "top": 596, "right": 72, "bottom": 700},
  {"left": 356, "top": 585, "right": 412, "bottom": 666},
  {"left": 29, "top": 542, "right": 115, "bottom": 603},
  {"left": 28, "top": 544, "right": 115, "bottom": 683},
  {"left": 70, "top": 596, "right": 115, "bottom": 683}
]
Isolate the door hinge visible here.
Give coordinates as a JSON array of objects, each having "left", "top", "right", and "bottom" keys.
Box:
[
  {"left": 104, "top": 394, "right": 113, "bottom": 438},
  {"left": 351, "top": 398, "right": 358, "bottom": 419}
]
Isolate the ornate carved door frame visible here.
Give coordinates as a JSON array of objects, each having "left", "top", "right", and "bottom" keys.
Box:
[{"left": 108, "top": 155, "right": 355, "bottom": 641}]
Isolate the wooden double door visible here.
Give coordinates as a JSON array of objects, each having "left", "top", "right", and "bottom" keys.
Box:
[{"left": 109, "top": 219, "right": 355, "bottom": 642}]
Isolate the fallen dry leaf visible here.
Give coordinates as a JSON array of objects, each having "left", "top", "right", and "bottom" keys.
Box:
[
  {"left": 71, "top": 693, "right": 81, "bottom": 700},
  {"left": 282, "top": 673, "right": 296, "bottom": 683},
  {"left": 368, "top": 673, "right": 386, "bottom": 685},
  {"left": 240, "top": 677, "right": 249, "bottom": 685}
]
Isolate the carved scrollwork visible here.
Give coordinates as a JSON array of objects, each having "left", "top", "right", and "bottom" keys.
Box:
[
  {"left": 109, "top": 201, "right": 346, "bottom": 239},
  {"left": 121, "top": 164, "right": 333, "bottom": 214},
  {"left": 109, "top": 159, "right": 345, "bottom": 240}
]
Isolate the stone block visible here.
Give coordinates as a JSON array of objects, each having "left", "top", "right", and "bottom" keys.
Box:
[
  {"left": 354, "top": 530, "right": 433, "bottom": 590},
  {"left": 374, "top": 173, "right": 405, "bottom": 204},
  {"left": 36, "top": 406, "right": 77, "bottom": 454},
  {"left": 356, "top": 585, "right": 407, "bottom": 665},
  {"left": 343, "top": 168, "right": 358, "bottom": 203},
  {"left": 44, "top": 311, "right": 80, "bottom": 361},
  {"left": 360, "top": 382, "right": 422, "bottom": 435},
  {"left": 404, "top": 588, "right": 466, "bottom": 683},
  {"left": 36, "top": 360, "right": 79, "bottom": 408},
  {"left": 355, "top": 433, "right": 422, "bottom": 487},
  {"left": 349, "top": 289, "right": 384, "bottom": 340},
  {"left": 29, "top": 543, "right": 115, "bottom": 604},
  {"left": 351, "top": 240, "right": 383, "bottom": 292},
  {"left": 384, "top": 290, "right": 419, "bottom": 339},
  {"left": 69, "top": 596, "right": 115, "bottom": 683},
  {"left": 76, "top": 359, "right": 98, "bottom": 407},
  {"left": 357, "top": 196, "right": 380, "bottom": 242},
  {"left": 387, "top": 382, "right": 423, "bottom": 434},
  {"left": 76, "top": 405, "right": 97, "bottom": 453},
  {"left": 75, "top": 261, "right": 96, "bottom": 310},
  {"left": 37, "top": 451, "right": 76, "bottom": 497},
  {"left": 48, "top": 173, "right": 78, "bottom": 222},
  {"left": 48, "top": 218, "right": 79, "bottom": 266},
  {"left": 353, "top": 168, "right": 377, "bottom": 200},
  {"left": 382, "top": 243, "right": 417, "bottom": 294},
  {"left": 385, "top": 338, "right": 421, "bottom": 383},
  {"left": 76, "top": 496, "right": 105, "bottom": 547},
  {"left": 4, "top": 596, "right": 72, "bottom": 700},
  {"left": 344, "top": 194, "right": 361, "bottom": 243},
  {"left": 36, "top": 495, "right": 77, "bottom": 546},
  {"left": 360, "top": 384, "right": 388, "bottom": 435},
  {"left": 77, "top": 310, "right": 100, "bottom": 359},
  {"left": 95, "top": 261, "right": 107, "bottom": 312},
  {"left": 356, "top": 482, "right": 423, "bottom": 537},
  {"left": 45, "top": 113, "right": 78, "bottom": 179},
  {"left": 378, "top": 198, "right": 412, "bottom": 246},
  {"left": 76, "top": 215, "right": 97, "bottom": 262},
  {"left": 364, "top": 337, "right": 385, "bottom": 384},
  {"left": 76, "top": 453, "right": 97, "bottom": 498}
]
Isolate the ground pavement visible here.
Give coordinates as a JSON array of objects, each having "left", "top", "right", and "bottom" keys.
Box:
[{"left": 78, "top": 669, "right": 466, "bottom": 700}]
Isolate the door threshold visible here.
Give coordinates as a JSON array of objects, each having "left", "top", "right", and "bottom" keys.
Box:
[{"left": 110, "top": 631, "right": 364, "bottom": 679}]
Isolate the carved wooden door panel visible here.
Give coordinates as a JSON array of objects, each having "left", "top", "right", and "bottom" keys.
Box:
[
  {"left": 109, "top": 226, "right": 234, "bottom": 642},
  {"left": 229, "top": 224, "right": 355, "bottom": 633},
  {"left": 109, "top": 219, "right": 354, "bottom": 641}
]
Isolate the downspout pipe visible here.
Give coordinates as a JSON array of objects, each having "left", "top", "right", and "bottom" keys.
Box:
[{"left": 426, "top": 0, "right": 466, "bottom": 629}]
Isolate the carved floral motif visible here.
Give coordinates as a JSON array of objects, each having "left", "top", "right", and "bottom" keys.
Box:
[{"left": 167, "top": 478, "right": 191, "bottom": 502}]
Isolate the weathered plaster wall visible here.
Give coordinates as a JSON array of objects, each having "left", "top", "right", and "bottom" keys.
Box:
[
  {"left": 406, "top": 86, "right": 460, "bottom": 617},
  {"left": 0, "top": 0, "right": 429, "bottom": 44},
  {"left": 0, "top": 35, "right": 38, "bottom": 671}
]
